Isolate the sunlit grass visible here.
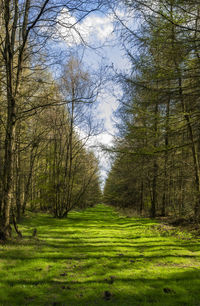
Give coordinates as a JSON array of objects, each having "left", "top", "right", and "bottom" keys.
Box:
[{"left": 0, "top": 204, "right": 200, "bottom": 305}]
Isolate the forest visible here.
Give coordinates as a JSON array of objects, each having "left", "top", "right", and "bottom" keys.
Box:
[
  {"left": 1, "top": 0, "right": 200, "bottom": 305},
  {"left": 104, "top": 0, "right": 200, "bottom": 222},
  {"left": 0, "top": 0, "right": 102, "bottom": 240}
]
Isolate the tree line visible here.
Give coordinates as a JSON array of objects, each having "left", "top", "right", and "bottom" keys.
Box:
[
  {"left": 104, "top": 0, "right": 200, "bottom": 221},
  {"left": 0, "top": 0, "right": 103, "bottom": 240}
]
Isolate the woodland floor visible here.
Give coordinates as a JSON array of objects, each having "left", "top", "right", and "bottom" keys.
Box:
[{"left": 0, "top": 205, "right": 200, "bottom": 305}]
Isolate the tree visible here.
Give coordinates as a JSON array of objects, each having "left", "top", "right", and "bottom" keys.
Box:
[
  {"left": 105, "top": 0, "right": 200, "bottom": 220},
  {"left": 0, "top": 0, "right": 104, "bottom": 240}
]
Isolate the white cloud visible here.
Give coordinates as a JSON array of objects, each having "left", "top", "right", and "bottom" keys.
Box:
[
  {"left": 56, "top": 9, "right": 116, "bottom": 46},
  {"left": 83, "top": 15, "right": 114, "bottom": 42}
]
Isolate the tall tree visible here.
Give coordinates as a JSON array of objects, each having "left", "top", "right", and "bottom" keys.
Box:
[
  {"left": 105, "top": 0, "right": 200, "bottom": 220},
  {"left": 0, "top": 0, "right": 103, "bottom": 240}
]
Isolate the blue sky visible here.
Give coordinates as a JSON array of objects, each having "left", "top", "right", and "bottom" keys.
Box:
[{"left": 54, "top": 7, "right": 131, "bottom": 184}]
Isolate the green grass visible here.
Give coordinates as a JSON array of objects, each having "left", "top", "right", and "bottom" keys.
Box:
[{"left": 1, "top": 204, "right": 200, "bottom": 305}]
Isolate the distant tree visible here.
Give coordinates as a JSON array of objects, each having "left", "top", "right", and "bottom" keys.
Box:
[{"left": 27, "top": 57, "right": 102, "bottom": 218}]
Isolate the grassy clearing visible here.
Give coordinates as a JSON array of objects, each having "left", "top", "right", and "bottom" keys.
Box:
[{"left": 0, "top": 204, "right": 200, "bottom": 305}]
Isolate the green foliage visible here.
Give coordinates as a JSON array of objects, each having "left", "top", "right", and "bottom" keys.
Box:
[{"left": 105, "top": 0, "right": 200, "bottom": 219}]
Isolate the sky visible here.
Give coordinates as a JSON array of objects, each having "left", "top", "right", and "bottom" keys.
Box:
[{"left": 55, "top": 7, "right": 130, "bottom": 185}]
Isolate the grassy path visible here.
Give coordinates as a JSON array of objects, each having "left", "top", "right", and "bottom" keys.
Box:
[{"left": 1, "top": 205, "right": 200, "bottom": 305}]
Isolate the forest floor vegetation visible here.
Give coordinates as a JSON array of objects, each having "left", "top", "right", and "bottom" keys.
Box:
[
  {"left": 117, "top": 207, "right": 200, "bottom": 238},
  {"left": 0, "top": 205, "right": 200, "bottom": 305}
]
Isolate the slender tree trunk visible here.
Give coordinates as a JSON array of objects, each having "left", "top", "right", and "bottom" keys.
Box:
[
  {"left": 22, "top": 146, "right": 37, "bottom": 214},
  {"left": 162, "top": 93, "right": 170, "bottom": 216},
  {"left": 15, "top": 137, "right": 21, "bottom": 222},
  {"left": 151, "top": 99, "right": 159, "bottom": 218},
  {"left": 140, "top": 180, "right": 144, "bottom": 215},
  {"left": 2, "top": 98, "right": 16, "bottom": 238},
  {"left": 64, "top": 99, "right": 74, "bottom": 216}
]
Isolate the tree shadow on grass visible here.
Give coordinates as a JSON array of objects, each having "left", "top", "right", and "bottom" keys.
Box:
[
  {"left": 1, "top": 205, "right": 200, "bottom": 305},
  {"left": 1, "top": 270, "right": 200, "bottom": 305}
]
